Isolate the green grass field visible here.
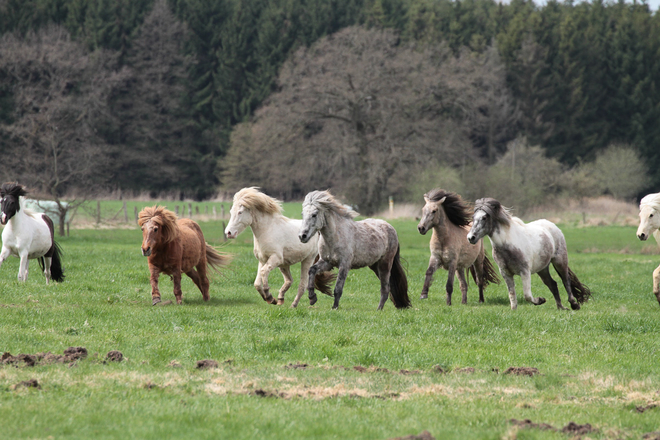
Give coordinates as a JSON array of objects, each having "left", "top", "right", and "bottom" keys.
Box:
[{"left": 1, "top": 205, "right": 660, "bottom": 439}]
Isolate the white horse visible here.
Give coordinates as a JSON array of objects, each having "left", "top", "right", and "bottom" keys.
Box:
[
  {"left": 225, "top": 188, "right": 334, "bottom": 307},
  {"left": 299, "top": 190, "right": 411, "bottom": 310},
  {"left": 0, "top": 183, "right": 64, "bottom": 283},
  {"left": 467, "top": 198, "right": 590, "bottom": 310},
  {"left": 636, "top": 192, "right": 660, "bottom": 304}
]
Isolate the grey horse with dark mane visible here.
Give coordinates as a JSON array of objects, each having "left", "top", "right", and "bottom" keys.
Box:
[
  {"left": 298, "top": 190, "right": 411, "bottom": 310},
  {"left": 417, "top": 189, "right": 499, "bottom": 305},
  {"left": 467, "top": 198, "right": 591, "bottom": 310}
]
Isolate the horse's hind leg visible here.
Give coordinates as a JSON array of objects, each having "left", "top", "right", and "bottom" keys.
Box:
[
  {"left": 474, "top": 249, "right": 486, "bottom": 303},
  {"left": 332, "top": 265, "right": 350, "bottom": 310},
  {"left": 42, "top": 256, "right": 52, "bottom": 284},
  {"left": 186, "top": 268, "right": 209, "bottom": 301},
  {"left": 420, "top": 256, "right": 439, "bottom": 300},
  {"left": 551, "top": 256, "right": 580, "bottom": 310},
  {"left": 653, "top": 264, "right": 660, "bottom": 305},
  {"left": 457, "top": 269, "right": 469, "bottom": 305},
  {"left": 538, "top": 266, "right": 566, "bottom": 310},
  {"left": 371, "top": 262, "right": 391, "bottom": 311},
  {"left": 277, "top": 266, "right": 293, "bottom": 305}
]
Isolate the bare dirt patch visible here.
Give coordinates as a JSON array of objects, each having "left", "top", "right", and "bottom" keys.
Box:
[
  {"left": 11, "top": 379, "right": 40, "bottom": 390},
  {"left": 387, "top": 430, "right": 436, "bottom": 440},
  {"left": 454, "top": 367, "right": 475, "bottom": 374},
  {"left": 2, "top": 347, "right": 90, "bottom": 367},
  {"left": 636, "top": 404, "right": 658, "bottom": 413},
  {"left": 196, "top": 359, "right": 218, "bottom": 369},
  {"left": 561, "top": 421, "right": 596, "bottom": 435},
  {"left": 509, "top": 419, "right": 596, "bottom": 435},
  {"left": 106, "top": 351, "right": 123, "bottom": 362},
  {"left": 643, "top": 432, "right": 660, "bottom": 440},
  {"left": 504, "top": 367, "right": 539, "bottom": 377},
  {"left": 284, "top": 363, "right": 309, "bottom": 370}
]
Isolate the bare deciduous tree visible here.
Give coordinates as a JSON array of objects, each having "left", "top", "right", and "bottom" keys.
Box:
[{"left": 0, "top": 26, "right": 126, "bottom": 235}]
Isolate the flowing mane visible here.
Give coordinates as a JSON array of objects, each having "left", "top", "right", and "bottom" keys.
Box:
[
  {"left": 640, "top": 192, "right": 660, "bottom": 212},
  {"left": 424, "top": 189, "right": 472, "bottom": 227},
  {"left": 234, "top": 187, "right": 283, "bottom": 215},
  {"left": 138, "top": 206, "right": 179, "bottom": 244},
  {"left": 303, "top": 190, "right": 358, "bottom": 219},
  {"left": 474, "top": 198, "right": 512, "bottom": 227},
  {"left": 1, "top": 182, "right": 28, "bottom": 199}
]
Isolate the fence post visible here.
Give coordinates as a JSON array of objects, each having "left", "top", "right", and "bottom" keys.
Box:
[
  {"left": 134, "top": 206, "right": 138, "bottom": 223},
  {"left": 188, "top": 202, "right": 192, "bottom": 217},
  {"left": 123, "top": 201, "right": 128, "bottom": 223},
  {"left": 96, "top": 201, "right": 101, "bottom": 225},
  {"left": 222, "top": 221, "right": 227, "bottom": 241},
  {"left": 213, "top": 206, "right": 217, "bottom": 219}
]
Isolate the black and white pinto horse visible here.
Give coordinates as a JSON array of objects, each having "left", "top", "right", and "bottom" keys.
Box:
[
  {"left": 467, "top": 198, "right": 589, "bottom": 310},
  {"left": 0, "top": 183, "right": 64, "bottom": 283}
]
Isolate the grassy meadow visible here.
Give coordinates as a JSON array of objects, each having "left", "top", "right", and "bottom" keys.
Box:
[{"left": 1, "top": 202, "right": 660, "bottom": 439}]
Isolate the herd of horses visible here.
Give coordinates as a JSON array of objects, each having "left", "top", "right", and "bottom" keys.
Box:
[{"left": 3, "top": 181, "right": 660, "bottom": 310}]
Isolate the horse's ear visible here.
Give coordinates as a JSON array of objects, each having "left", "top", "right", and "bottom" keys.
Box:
[{"left": 438, "top": 196, "right": 446, "bottom": 205}]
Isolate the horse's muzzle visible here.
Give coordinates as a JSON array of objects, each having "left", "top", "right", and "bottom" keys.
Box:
[
  {"left": 638, "top": 233, "right": 648, "bottom": 241},
  {"left": 0, "top": 214, "right": 6, "bottom": 225},
  {"left": 142, "top": 247, "right": 152, "bottom": 256},
  {"left": 225, "top": 231, "right": 235, "bottom": 239},
  {"left": 467, "top": 234, "right": 478, "bottom": 245},
  {"left": 417, "top": 225, "right": 427, "bottom": 235},
  {"left": 299, "top": 232, "right": 310, "bottom": 243}
]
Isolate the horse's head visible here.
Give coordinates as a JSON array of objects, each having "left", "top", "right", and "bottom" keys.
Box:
[
  {"left": 225, "top": 202, "right": 252, "bottom": 239},
  {"left": 0, "top": 182, "right": 27, "bottom": 225},
  {"left": 637, "top": 196, "right": 660, "bottom": 241},
  {"left": 138, "top": 206, "right": 179, "bottom": 256},
  {"left": 467, "top": 198, "right": 502, "bottom": 245},
  {"left": 418, "top": 195, "right": 445, "bottom": 235},
  {"left": 299, "top": 200, "right": 324, "bottom": 244}
]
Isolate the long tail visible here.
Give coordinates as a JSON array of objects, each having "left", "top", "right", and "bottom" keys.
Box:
[
  {"left": 314, "top": 271, "right": 336, "bottom": 296},
  {"left": 468, "top": 254, "right": 500, "bottom": 287},
  {"left": 568, "top": 268, "right": 592, "bottom": 304},
  {"left": 206, "top": 244, "right": 232, "bottom": 273},
  {"left": 389, "top": 246, "right": 411, "bottom": 309},
  {"left": 39, "top": 240, "right": 65, "bottom": 283}
]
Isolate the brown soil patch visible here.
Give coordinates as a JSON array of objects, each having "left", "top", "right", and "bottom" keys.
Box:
[
  {"left": 637, "top": 404, "right": 658, "bottom": 413},
  {"left": 455, "top": 367, "right": 475, "bottom": 374},
  {"left": 196, "top": 359, "right": 218, "bottom": 369},
  {"left": 388, "top": 430, "right": 436, "bottom": 440},
  {"left": 399, "top": 369, "right": 421, "bottom": 375},
  {"left": 643, "top": 432, "right": 660, "bottom": 440},
  {"left": 64, "top": 347, "right": 88, "bottom": 361},
  {"left": 251, "top": 388, "right": 285, "bottom": 398},
  {"left": 431, "top": 365, "right": 446, "bottom": 374},
  {"left": 560, "top": 422, "right": 596, "bottom": 435},
  {"left": 2, "top": 347, "right": 91, "bottom": 367},
  {"left": 168, "top": 360, "right": 183, "bottom": 368},
  {"left": 11, "top": 379, "right": 40, "bottom": 390},
  {"left": 284, "top": 363, "right": 309, "bottom": 370},
  {"left": 504, "top": 367, "right": 539, "bottom": 377},
  {"left": 106, "top": 351, "right": 124, "bottom": 362},
  {"left": 509, "top": 419, "right": 556, "bottom": 431}
]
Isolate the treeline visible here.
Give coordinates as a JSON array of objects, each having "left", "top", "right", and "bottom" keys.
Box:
[{"left": 0, "top": 0, "right": 659, "bottom": 206}]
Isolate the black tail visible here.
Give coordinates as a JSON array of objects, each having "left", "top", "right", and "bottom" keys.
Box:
[
  {"left": 314, "top": 271, "right": 336, "bottom": 296},
  {"left": 39, "top": 241, "right": 65, "bottom": 282},
  {"left": 389, "top": 246, "right": 411, "bottom": 309},
  {"left": 568, "top": 268, "right": 591, "bottom": 304},
  {"left": 468, "top": 254, "right": 500, "bottom": 287}
]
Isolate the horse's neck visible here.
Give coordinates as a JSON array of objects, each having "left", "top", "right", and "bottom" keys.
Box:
[
  {"left": 432, "top": 210, "right": 452, "bottom": 241},
  {"left": 489, "top": 219, "right": 518, "bottom": 248},
  {"left": 249, "top": 210, "right": 283, "bottom": 239},
  {"left": 6, "top": 208, "right": 31, "bottom": 231},
  {"left": 319, "top": 211, "right": 342, "bottom": 250}
]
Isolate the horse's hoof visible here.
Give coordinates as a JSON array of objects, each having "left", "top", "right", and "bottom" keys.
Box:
[
  {"left": 420, "top": 294, "right": 428, "bottom": 300},
  {"left": 277, "top": 299, "right": 284, "bottom": 305},
  {"left": 570, "top": 301, "right": 580, "bottom": 310},
  {"left": 309, "top": 295, "right": 318, "bottom": 306},
  {"left": 152, "top": 297, "right": 161, "bottom": 306},
  {"left": 176, "top": 299, "right": 183, "bottom": 305},
  {"left": 536, "top": 297, "right": 546, "bottom": 305}
]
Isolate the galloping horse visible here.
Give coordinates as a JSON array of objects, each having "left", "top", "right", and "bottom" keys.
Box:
[
  {"left": 636, "top": 192, "right": 660, "bottom": 305},
  {"left": 467, "top": 198, "right": 591, "bottom": 310},
  {"left": 0, "top": 182, "right": 64, "bottom": 284},
  {"left": 417, "top": 189, "right": 499, "bottom": 305},
  {"left": 299, "top": 190, "right": 411, "bottom": 310},
  {"left": 225, "top": 187, "right": 334, "bottom": 307},
  {"left": 138, "top": 206, "right": 231, "bottom": 305}
]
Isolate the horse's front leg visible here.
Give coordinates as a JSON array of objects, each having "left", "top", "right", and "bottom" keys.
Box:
[
  {"left": 521, "top": 270, "right": 546, "bottom": 306},
  {"left": 277, "top": 266, "right": 293, "bottom": 305},
  {"left": 172, "top": 270, "right": 183, "bottom": 305},
  {"left": 259, "top": 255, "right": 281, "bottom": 305},
  {"left": 18, "top": 251, "right": 29, "bottom": 282},
  {"left": 307, "top": 259, "right": 333, "bottom": 306},
  {"left": 445, "top": 263, "right": 457, "bottom": 306},
  {"left": 457, "top": 269, "right": 469, "bottom": 305},
  {"left": 0, "top": 246, "right": 10, "bottom": 273},
  {"left": 653, "top": 264, "right": 660, "bottom": 305},
  {"left": 502, "top": 273, "right": 517, "bottom": 310},
  {"left": 420, "top": 256, "right": 439, "bottom": 300},
  {"left": 149, "top": 264, "right": 162, "bottom": 305},
  {"left": 332, "top": 265, "right": 350, "bottom": 310}
]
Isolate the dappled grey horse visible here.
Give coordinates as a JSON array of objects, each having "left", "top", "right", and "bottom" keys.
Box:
[{"left": 298, "top": 190, "right": 411, "bottom": 310}]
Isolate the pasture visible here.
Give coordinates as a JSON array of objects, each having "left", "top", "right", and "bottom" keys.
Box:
[{"left": 1, "top": 203, "right": 660, "bottom": 439}]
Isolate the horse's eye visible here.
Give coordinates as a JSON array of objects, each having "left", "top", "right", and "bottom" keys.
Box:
[
  {"left": 312, "top": 213, "right": 317, "bottom": 218},
  {"left": 154, "top": 227, "right": 159, "bottom": 232},
  {"left": 650, "top": 214, "right": 654, "bottom": 218},
  {"left": 432, "top": 210, "right": 437, "bottom": 214}
]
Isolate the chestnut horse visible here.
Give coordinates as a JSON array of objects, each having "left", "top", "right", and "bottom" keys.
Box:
[{"left": 138, "top": 206, "right": 231, "bottom": 305}]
